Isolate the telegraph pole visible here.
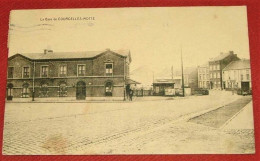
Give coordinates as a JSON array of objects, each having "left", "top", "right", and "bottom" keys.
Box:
[
  {"left": 32, "top": 60, "right": 35, "bottom": 101},
  {"left": 181, "top": 46, "right": 185, "bottom": 97},
  {"left": 171, "top": 65, "right": 173, "bottom": 80}
]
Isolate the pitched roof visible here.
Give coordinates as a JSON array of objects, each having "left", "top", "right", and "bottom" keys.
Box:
[
  {"left": 9, "top": 49, "right": 131, "bottom": 61},
  {"left": 223, "top": 59, "right": 250, "bottom": 71},
  {"left": 153, "top": 79, "right": 175, "bottom": 84},
  {"left": 126, "top": 79, "right": 141, "bottom": 85},
  {"left": 210, "top": 52, "right": 231, "bottom": 61}
]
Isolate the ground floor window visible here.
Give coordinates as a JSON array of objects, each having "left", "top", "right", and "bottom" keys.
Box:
[
  {"left": 59, "top": 83, "right": 67, "bottom": 97},
  {"left": 40, "top": 83, "right": 49, "bottom": 97},
  {"left": 22, "top": 83, "right": 30, "bottom": 98},
  {"left": 105, "top": 82, "right": 113, "bottom": 96},
  {"left": 7, "top": 83, "right": 13, "bottom": 98},
  {"left": 155, "top": 86, "right": 159, "bottom": 93}
]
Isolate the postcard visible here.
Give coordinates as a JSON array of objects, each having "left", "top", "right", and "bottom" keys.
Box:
[{"left": 3, "top": 6, "right": 255, "bottom": 155}]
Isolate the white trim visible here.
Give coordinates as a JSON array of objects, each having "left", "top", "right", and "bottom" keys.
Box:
[
  {"left": 40, "top": 65, "right": 49, "bottom": 78},
  {"left": 77, "top": 64, "right": 86, "bottom": 77}
]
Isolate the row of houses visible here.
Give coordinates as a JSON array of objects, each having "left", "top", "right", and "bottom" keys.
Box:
[
  {"left": 198, "top": 51, "right": 251, "bottom": 92},
  {"left": 152, "top": 51, "right": 251, "bottom": 96},
  {"left": 6, "top": 49, "right": 139, "bottom": 100}
]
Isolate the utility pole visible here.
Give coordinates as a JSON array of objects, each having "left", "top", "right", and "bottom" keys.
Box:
[
  {"left": 171, "top": 65, "right": 173, "bottom": 80},
  {"left": 181, "top": 46, "right": 185, "bottom": 97},
  {"left": 32, "top": 60, "right": 35, "bottom": 101},
  {"left": 153, "top": 71, "right": 154, "bottom": 83}
]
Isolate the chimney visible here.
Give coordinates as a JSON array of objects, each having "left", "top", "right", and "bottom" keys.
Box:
[
  {"left": 229, "top": 51, "right": 234, "bottom": 55},
  {"left": 44, "top": 49, "right": 53, "bottom": 54}
]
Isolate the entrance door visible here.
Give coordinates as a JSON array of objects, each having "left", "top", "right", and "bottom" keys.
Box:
[
  {"left": 241, "top": 82, "right": 250, "bottom": 92},
  {"left": 76, "top": 81, "right": 86, "bottom": 100},
  {"left": 7, "top": 83, "right": 13, "bottom": 100}
]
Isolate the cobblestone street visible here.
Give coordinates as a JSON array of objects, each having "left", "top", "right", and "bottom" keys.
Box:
[{"left": 2, "top": 91, "right": 255, "bottom": 154}]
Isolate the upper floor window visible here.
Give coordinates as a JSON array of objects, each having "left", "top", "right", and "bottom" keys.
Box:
[
  {"left": 77, "top": 65, "right": 85, "bottom": 76},
  {"left": 216, "top": 64, "right": 220, "bottom": 70},
  {"left": 105, "top": 63, "right": 113, "bottom": 76},
  {"left": 41, "top": 66, "right": 48, "bottom": 78},
  {"left": 60, "top": 65, "right": 67, "bottom": 77},
  {"left": 217, "top": 73, "right": 220, "bottom": 78},
  {"left": 241, "top": 74, "right": 244, "bottom": 81},
  {"left": 8, "top": 67, "right": 14, "bottom": 78},
  {"left": 23, "top": 67, "right": 30, "bottom": 78},
  {"left": 246, "top": 70, "right": 250, "bottom": 80}
]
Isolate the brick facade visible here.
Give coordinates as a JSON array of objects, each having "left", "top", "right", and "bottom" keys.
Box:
[
  {"left": 209, "top": 51, "right": 240, "bottom": 90},
  {"left": 6, "top": 50, "right": 131, "bottom": 100}
]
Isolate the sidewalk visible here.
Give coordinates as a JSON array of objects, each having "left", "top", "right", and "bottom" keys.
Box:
[
  {"left": 222, "top": 101, "right": 254, "bottom": 129},
  {"left": 6, "top": 97, "right": 125, "bottom": 103},
  {"left": 6, "top": 96, "right": 176, "bottom": 103}
]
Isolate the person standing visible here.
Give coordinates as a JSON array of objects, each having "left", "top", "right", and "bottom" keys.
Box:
[{"left": 129, "top": 89, "right": 133, "bottom": 101}]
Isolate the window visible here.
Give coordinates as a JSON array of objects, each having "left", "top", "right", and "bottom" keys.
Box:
[
  {"left": 217, "top": 73, "right": 220, "bottom": 78},
  {"left": 241, "top": 74, "right": 244, "bottom": 81},
  {"left": 105, "top": 63, "right": 113, "bottom": 76},
  {"left": 23, "top": 67, "right": 30, "bottom": 78},
  {"left": 22, "top": 83, "right": 29, "bottom": 98},
  {"left": 78, "top": 65, "right": 85, "bottom": 76},
  {"left": 155, "top": 86, "right": 159, "bottom": 93},
  {"left": 217, "top": 64, "right": 220, "bottom": 70},
  {"left": 246, "top": 70, "right": 250, "bottom": 80},
  {"left": 7, "top": 83, "right": 13, "bottom": 97},
  {"left": 40, "top": 83, "right": 49, "bottom": 97},
  {"left": 41, "top": 66, "right": 48, "bottom": 77},
  {"left": 59, "top": 83, "right": 67, "bottom": 97},
  {"left": 60, "top": 65, "right": 67, "bottom": 77},
  {"left": 105, "top": 82, "right": 113, "bottom": 96},
  {"left": 8, "top": 67, "right": 14, "bottom": 78}
]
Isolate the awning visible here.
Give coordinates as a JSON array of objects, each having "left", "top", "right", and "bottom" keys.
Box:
[{"left": 126, "top": 79, "right": 141, "bottom": 85}]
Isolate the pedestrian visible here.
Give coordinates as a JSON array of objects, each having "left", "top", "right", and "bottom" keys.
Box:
[{"left": 129, "top": 89, "right": 133, "bottom": 101}]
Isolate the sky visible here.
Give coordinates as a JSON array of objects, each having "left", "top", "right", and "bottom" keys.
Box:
[{"left": 8, "top": 7, "right": 250, "bottom": 85}]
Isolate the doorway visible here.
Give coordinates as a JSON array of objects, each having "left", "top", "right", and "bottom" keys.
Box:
[{"left": 76, "top": 81, "right": 86, "bottom": 100}]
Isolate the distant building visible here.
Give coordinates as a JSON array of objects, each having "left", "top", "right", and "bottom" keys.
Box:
[
  {"left": 209, "top": 51, "right": 240, "bottom": 90},
  {"left": 172, "top": 76, "right": 182, "bottom": 89},
  {"left": 152, "top": 79, "right": 174, "bottom": 96},
  {"left": 6, "top": 49, "right": 135, "bottom": 100},
  {"left": 222, "top": 59, "right": 251, "bottom": 91},
  {"left": 198, "top": 64, "right": 210, "bottom": 89},
  {"left": 174, "top": 67, "right": 198, "bottom": 90}
]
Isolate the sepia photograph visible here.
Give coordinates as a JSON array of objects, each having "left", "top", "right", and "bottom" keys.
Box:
[{"left": 3, "top": 6, "right": 255, "bottom": 155}]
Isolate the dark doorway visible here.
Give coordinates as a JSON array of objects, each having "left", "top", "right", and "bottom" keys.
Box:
[
  {"left": 241, "top": 82, "right": 250, "bottom": 92},
  {"left": 76, "top": 81, "right": 86, "bottom": 100},
  {"left": 7, "top": 83, "right": 13, "bottom": 100}
]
